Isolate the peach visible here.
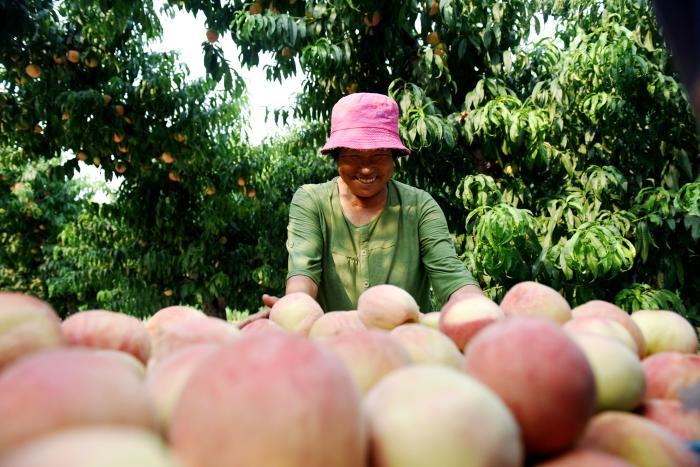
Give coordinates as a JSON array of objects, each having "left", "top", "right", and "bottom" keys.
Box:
[
  {"left": 419, "top": 311, "right": 441, "bottom": 329},
  {"left": 500, "top": 281, "right": 572, "bottom": 324},
  {"left": 65, "top": 49, "right": 80, "bottom": 63},
  {"left": 145, "top": 305, "right": 204, "bottom": 337},
  {"left": 92, "top": 349, "right": 146, "bottom": 378},
  {"left": 61, "top": 310, "right": 151, "bottom": 364},
  {"left": 308, "top": 310, "right": 366, "bottom": 338},
  {"left": 24, "top": 64, "right": 41, "bottom": 79},
  {"left": 239, "top": 317, "right": 285, "bottom": 335},
  {"left": 0, "top": 292, "right": 65, "bottom": 370},
  {"left": 169, "top": 333, "right": 365, "bottom": 467},
  {"left": 563, "top": 315, "right": 638, "bottom": 355},
  {"left": 389, "top": 323, "right": 463, "bottom": 367},
  {"left": 206, "top": 29, "right": 219, "bottom": 43},
  {"left": 578, "top": 411, "right": 700, "bottom": 467},
  {"left": 269, "top": 292, "right": 324, "bottom": 335},
  {"left": 357, "top": 284, "right": 420, "bottom": 330},
  {"left": 641, "top": 399, "right": 700, "bottom": 441},
  {"left": 364, "top": 365, "right": 523, "bottom": 467},
  {"left": 534, "top": 448, "right": 634, "bottom": 466},
  {"left": 0, "top": 348, "right": 157, "bottom": 454},
  {"left": 642, "top": 351, "right": 700, "bottom": 400},
  {"left": 145, "top": 344, "right": 219, "bottom": 433},
  {"left": 630, "top": 310, "right": 698, "bottom": 355},
  {"left": 463, "top": 317, "right": 596, "bottom": 455},
  {"left": 318, "top": 329, "right": 412, "bottom": 394},
  {"left": 571, "top": 300, "right": 646, "bottom": 357},
  {"left": 569, "top": 333, "right": 645, "bottom": 411},
  {"left": 149, "top": 316, "right": 240, "bottom": 363},
  {"left": 0, "top": 426, "right": 181, "bottom": 467},
  {"left": 439, "top": 295, "right": 503, "bottom": 351}
]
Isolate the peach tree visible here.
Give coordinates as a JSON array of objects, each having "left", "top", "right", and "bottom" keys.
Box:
[
  {"left": 0, "top": 0, "right": 276, "bottom": 317},
  {"left": 455, "top": 1, "right": 698, "bottom": 322},
  {"left": 0, "top": 145, "right": 87, "bottom": 304}
]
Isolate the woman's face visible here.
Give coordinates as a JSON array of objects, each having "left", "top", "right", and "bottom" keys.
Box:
[{"left": 337, "top": 148, "right": 395, "bottom": 200}]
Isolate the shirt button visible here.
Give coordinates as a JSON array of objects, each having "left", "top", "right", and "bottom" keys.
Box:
[
  {"left": 361, "top": 249, "right": 367, "bottom": 256},
  {"left": 363, "top": 281, "right": 369, "bottom": 288}
]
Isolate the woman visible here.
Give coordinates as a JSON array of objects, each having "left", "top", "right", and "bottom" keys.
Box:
[{"left": 256, "top": 92, "right": 481, "bottom": 318}]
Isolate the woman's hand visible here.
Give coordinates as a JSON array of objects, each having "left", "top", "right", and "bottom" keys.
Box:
[
  {"left": 234, "top": 294, "right": 279, "bottom": 329},
  {"left": 235, "top": 307, "right": 271, "bottom": 329},
  {"left": 262, "top": 294, "right": 280, "bottom": 308}
]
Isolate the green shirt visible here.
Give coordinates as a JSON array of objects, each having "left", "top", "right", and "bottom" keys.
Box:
[{"left": 286, "top": 177, "right": 478, "bottom": 311}]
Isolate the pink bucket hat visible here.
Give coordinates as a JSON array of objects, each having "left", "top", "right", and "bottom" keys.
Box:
[{"left": 320, "top": 93, "right": 410, "bottom": 155}]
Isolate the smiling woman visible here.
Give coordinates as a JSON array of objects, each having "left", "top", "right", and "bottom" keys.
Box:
[{"left": 255, "top": 92, "right": 484, "bottom": 315}]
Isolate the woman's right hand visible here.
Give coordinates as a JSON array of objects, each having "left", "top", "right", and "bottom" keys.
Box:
[
  {"left": 234, "top": 294, "right": 279, "bottom": 329},
  {"left": 262, "top": 294, "right": 280, "bottom": 308}
]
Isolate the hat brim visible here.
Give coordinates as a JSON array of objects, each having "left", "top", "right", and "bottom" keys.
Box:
[{"left": 320, "top": 127, "right": 410, "bottom": 155}]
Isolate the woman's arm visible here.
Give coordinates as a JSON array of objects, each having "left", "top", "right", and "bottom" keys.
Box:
[
  {"left": 448, "top": 284, "right": 484, "bottom": 301},
  {"left": 417, "top": 194, "right": 483, "bottom": 305},
  {"left": 285, "top": 275, "right": 319, "bottom": 298},
  {"left": 439, "top": 285, "right": 485, "bottom": 315},
  {"left": 261, "top": 275, "right": 318, "bottom": 308}
]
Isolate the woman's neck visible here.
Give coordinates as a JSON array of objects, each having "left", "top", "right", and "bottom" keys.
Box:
[{"left": 337, "top": 178, "right": 388, "bottom": 226}]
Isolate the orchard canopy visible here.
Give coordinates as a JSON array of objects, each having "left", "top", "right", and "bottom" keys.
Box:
[{"left": 0, "top": 0, "right": 698, "bottom": 324}]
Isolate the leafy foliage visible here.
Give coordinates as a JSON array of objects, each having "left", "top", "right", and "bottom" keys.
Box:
[
  {"left": 177, "top": 0, "right": 699, "bottom": 322},
  {"left": 454, "top": 1, "right": 699, "bottom": 321},
  {"left": 615, "top": 283, "right": 687, "bottom": 314},
  {"left": 0, "top": 146, "right": 87, "bottom": 301},
  {"left": 0, "top": 0, "right": 256, "bottom": 317}
]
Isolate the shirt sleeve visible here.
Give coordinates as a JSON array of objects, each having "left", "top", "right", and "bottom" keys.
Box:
[
  {"left": 418, "top": 192, "right": 479, "bottom": 304},
  {"left": 286, "top": 186, "right": 323, "bottom": 285}
]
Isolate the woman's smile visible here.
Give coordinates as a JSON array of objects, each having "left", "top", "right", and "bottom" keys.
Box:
[{"left": 355, "top": 175, "right": 377, "bottom": 184}]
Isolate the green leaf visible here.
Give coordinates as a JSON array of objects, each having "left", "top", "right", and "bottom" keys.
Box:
[
  {"left": 492, "top": 3, "right": 504, "bottom": 23},
  {"left": 503, "top": 49, "right": 512, "bottom": 72},
  {"left": 416, "top": 118, "right": 427, "bottom": 142},
  {"left": 482, "top": 28, "right": 492, "bottom": 50},
  {"left": 289, "top": 17, "right": 297, "bottom": 45},
  {"left": 643, "top": 30, "right": 654, "bottom": 51},
  {"left": 508, "top": 117, "right": 519, "bottom": 142},
  {"left": 685, "top": 216, "right": 700, "bottom": 241},
  {"left": 458, "top": 38, "right": 467, "bottom": 60}
]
